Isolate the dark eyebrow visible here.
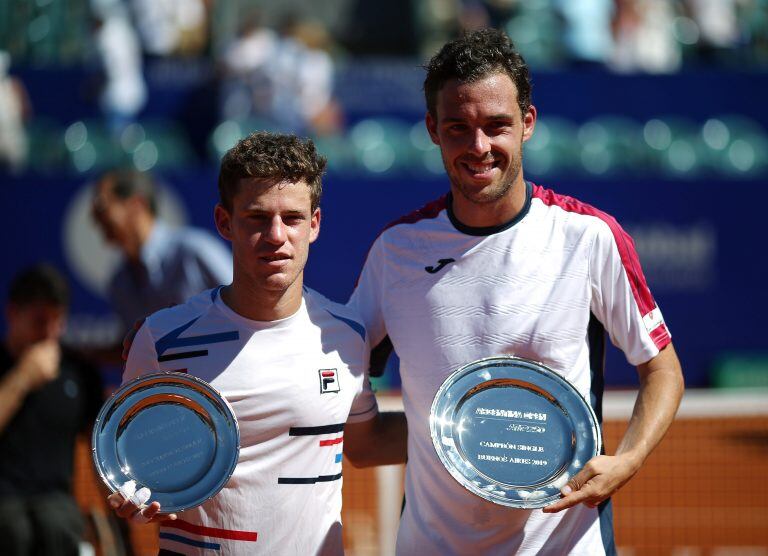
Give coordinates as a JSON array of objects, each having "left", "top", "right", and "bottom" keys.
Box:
[
  {"left": 487, "top": 113, "right": 515, "bottom": 121},
  {"left": 441, "top": 114, "right": 515, "bottom": 124},
  {"left": 244, "top": 207, "right": 306, "bottom": 217}
]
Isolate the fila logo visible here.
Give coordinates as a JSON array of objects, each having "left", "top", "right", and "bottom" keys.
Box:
[
  {"left": 319, "top": 369, "right": 340, "bottom": 394},
  {"left": 425, "top": 258, "right": 455, "bottom": 274}
]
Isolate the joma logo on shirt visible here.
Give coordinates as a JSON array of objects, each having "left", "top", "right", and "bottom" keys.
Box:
[
  {"left": 425, "top": 258, "right": 455, "bottom": 274},
  {"left": 319, "top": 369, "right": 340, "bottom": 393}
]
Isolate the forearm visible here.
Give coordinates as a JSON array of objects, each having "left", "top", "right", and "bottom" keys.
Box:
[
  {"left": 544, "top": 344, "right": 684, "bottom": 513},
  {"left": 345, "top": 411, "right": 408, "bottom": 468},
  {"left": 615, "top": 345, "right": 684, "bottom": 469}
]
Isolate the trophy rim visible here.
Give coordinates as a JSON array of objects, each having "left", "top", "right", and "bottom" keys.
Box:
[
  {"left": 429, "top": 355, "right": 601, "bottom": 509},
  {"left": 91, "top": 371, "right": 240, "bottom": 513}
]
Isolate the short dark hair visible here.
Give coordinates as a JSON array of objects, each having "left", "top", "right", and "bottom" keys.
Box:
[
  {"left": 424, "top": 28, "right": 532, "bottom": 119},
  {"left": 8, "top": 263, "right": 70, "bottom": 308},
  {"left": 218, "top": 132, "right": 327, "bottom": 212},
  {"left": 98, "top": 169, "right": 158, "bottom": 215}
]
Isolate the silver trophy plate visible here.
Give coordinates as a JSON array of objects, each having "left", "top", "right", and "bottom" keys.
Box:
[
  {"left": 92, "top": 372, "right": 240, "bottom": 513},
  {"left": 430, "top": 356, "right": 601, "bottom": 509}
]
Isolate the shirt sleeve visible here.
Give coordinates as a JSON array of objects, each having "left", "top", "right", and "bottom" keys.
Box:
[
  {"left": 346, "top": 340, "right": 379, "bottom": 424},
  {"left": 347, "top": 237, "right": 388, "bottom": 348},
  {"left": 589, "top": 218, "right": 672, "bottom": 366},
  {"left": 122, "top": 321, "right": 161, "bottom": 384}
]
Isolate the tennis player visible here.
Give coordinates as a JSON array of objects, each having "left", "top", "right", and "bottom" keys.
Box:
[
  {"left": 348, "top": 29, "right": 684, "bottom": 555},
  {"left": 108, "top": 132, "right": 405, "bottom": 555}
]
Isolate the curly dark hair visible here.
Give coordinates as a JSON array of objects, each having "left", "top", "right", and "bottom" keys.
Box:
[
  {"left": 424, "top": 28, "right": 532, "bottom": 119},
  {"left": 218, "top": 132, "right": 327, "bottom": 212}
]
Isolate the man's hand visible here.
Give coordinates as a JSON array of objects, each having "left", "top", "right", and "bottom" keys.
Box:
[
  {"left": 13, "top": 339, "right": 61, "bottom": 392},
  {"left": 107, "top": 481, "right": 177, "bottom": 523},
  {"left": 542, "top": 453, "right": 639, "bottom": 513}
]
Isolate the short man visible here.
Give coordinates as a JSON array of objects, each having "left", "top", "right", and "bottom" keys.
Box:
[
  {"left": 0, "top": 264, "right": 103, "bottom": 555},
  {"left": 108, "top": 132, "right": 405, "bottom": 555},
  {"left": 92, "top": 169, "right": 232, "bottom": 361},
  {"left": 349, "top": 29, "right": 684, "bottom": 555}
]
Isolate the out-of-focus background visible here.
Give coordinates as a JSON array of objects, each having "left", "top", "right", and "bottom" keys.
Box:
[{"left": 1, "top": 0, "right": 767, "bottom": 554}]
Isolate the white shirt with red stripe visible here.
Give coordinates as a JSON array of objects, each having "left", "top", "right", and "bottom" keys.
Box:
[
  {"left": 349, "top": 181, "right": 670, "bottom": 556},
  {"left": 124, "top": 286, "right": 377, "bottom": 555}
]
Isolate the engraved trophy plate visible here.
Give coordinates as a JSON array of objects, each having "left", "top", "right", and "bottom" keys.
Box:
[
  {"left": 430, "top": 356, "right": 601, "bottom": 509},
  {"left": 92, "top": 372, "right": 240, "bottom": 513}
]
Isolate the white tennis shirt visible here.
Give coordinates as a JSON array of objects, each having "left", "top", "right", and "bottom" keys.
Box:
[
  {"left": 349, "top": 181, "right": 670, "bottom": 555},
  {"left": 125, "top": 286, "right": 377, "bottom": 555}
]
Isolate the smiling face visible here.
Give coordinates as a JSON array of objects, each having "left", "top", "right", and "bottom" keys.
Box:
[
  {"left": 214, "top": 178, "right": 320, "bottom": 307},
  {"left": 426, "top": 72, "right": 536, "bottom": 226}
]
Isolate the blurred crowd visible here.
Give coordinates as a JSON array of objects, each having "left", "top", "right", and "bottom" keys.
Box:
[
  {"left": 450, "top": 0, "right": 768, "bottom": 72},
  {"left": 1, "top": 0, "right": 768, "bottom": 176},
  {"left": 4, "top": 0, "right": 768, "bottom": 68}
]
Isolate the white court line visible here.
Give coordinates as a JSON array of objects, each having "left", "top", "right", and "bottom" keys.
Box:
[{"left": 603, "top": 388, "right": 768, "bottom": 420}]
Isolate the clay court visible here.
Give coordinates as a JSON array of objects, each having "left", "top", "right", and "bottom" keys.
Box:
[{"left": 73, "top": 390, "right": 768, "bottom": 555}]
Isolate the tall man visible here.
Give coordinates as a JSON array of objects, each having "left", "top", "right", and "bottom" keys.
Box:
[
  {"left": 108, "top": 132, "right": 405, "bottom": 555},
  {"left": 349, "top": 29, "right": 684, "bottom": 555},
  {"left": 0, "top": 264, "right": 103, "bottom": 555},
  {"left": 91, "top": 169, "right": 232, "bottom": 361}
]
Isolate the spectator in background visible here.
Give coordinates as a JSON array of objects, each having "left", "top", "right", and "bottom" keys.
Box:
[
  {"left": 219, "top": 12, "right": 283, "bottom": 123},
  {"left": 91, "top": 169, "right": 232, "bottom": 362},
  {"left": 683, "top": 0, "right": 742, "bottom": 62},
  {"left": 556, "top": 0, "right": 615, "bottom": 66},
  {"left": 220, "top": 11, "right": 342, "bottom": 136},
  {"left": 129, "top": 0, "right": 209, "bottom": 58},
  {"left": 610, "top": 0, "right": 682, "bottom": 73},
  {"left": 0, "top": 264, "right": 103, "bottom": 556},
  {"left": 91, "top": 3, "right": 147, "bottom": 136},
  {"left": 279, "top": 15, "right": 344, "bottom": 136},
  {"left": 0, "top": 50, "right": 31, "bottom": 174}
]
